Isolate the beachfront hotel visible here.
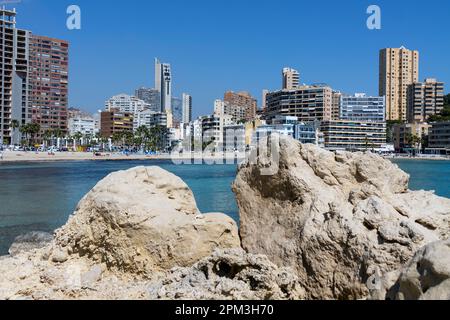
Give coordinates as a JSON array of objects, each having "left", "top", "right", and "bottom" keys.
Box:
[
  {"left": 320, "top": 120, "right": 387, "bottom": 151},
  {"left": 0, "top": 8, "right": 30, "bottom": 145},
  {"left": 379, "top": 46, "right": 419, "bottom": 121}
]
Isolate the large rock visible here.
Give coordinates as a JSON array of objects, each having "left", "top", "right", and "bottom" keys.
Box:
[
  {"left": 148, "top": 249, "right": 304, "bottom": 300},
  {"left": 233, "top": 135, "right": 450, "bottom": 300},
  {"left": 387, "top": 240, "right": 450, "bottom": 300},
  {"left": 53, "top": 166, "right": 240, "bottom": 275}
]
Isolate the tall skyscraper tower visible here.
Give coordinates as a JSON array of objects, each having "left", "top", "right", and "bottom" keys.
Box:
[
  {"left": 0, "top": 8, "right": 30, "bottom": 145},
  {"left": 155, "top": 58, "right": 172, "bottom": 113},
  {"left": 282, "top": 67, "right": 300, "bottom": 90},
  {"left": 30, "top": 35, "right": 69, "bottom": 135},
  {"left": 379, "top": 47, "right": 419, "bottom": 121},
  {"left": 182, "top": 93, "right": 192, "bottom": 124}
]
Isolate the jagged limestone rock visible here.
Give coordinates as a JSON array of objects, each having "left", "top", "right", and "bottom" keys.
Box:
[
  {"left": 53, "top": 166, "right": 241, "bottom": 275},
  {"left": 148, "top": 249, "right": 304, "bottom": 300},
  {"left": 233, "top": 136, "right": 450, "bottom": 300},
  {"left": 386, "top": 240, "right": 450, "bottom": 300}
]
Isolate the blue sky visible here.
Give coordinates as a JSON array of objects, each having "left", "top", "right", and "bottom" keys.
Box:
[{"left": 8, "top": 0, "right": 450, "bottom": 117}]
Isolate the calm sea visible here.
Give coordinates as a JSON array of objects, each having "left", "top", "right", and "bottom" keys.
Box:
[{"left": 0, "top": 159, "right": 449, "bottom": 255}]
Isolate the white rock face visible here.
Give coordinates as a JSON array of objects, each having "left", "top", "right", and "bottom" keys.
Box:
[
  {"left": 148, "top": 249, "right": 304, "bottom": 300},
  {"left": 53, "top": 166, "right": 241, "bottom": 275},
  {"left": 387, "top": 240, "right": 450, "bottom": 300},
  {"left": 233, "top": 136, "right": 450, "bottom": 300}
]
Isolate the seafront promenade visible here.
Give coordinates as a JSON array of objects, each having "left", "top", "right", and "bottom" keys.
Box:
[{"left": 1, "top": 149, "right": 449, "bottom": 163}]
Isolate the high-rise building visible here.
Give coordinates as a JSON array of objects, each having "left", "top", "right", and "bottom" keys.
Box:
[
  {"left": 331, "top": 91, "right": 342, "bottom": 120},
  {"left": 171, "top": 97, "right": 183, "bottom": 127},
  {"left": 407, "top": 78, "right": 444, "bottom": 123},
  {"left": 182, "top": 93, "right": 192, "bottom": 124},
  {"left": 135, "top": 87, "right": 161, "bottom": 112},
  {"left": 155, "top": 58, "right": 172, "bottom": 113},
  {"left": 282, "top": 67, "right": 300, "bottom": 90},
  {"left": 29, "top": 35, "right": 69, "bottom": 136},
  {"left": 224, "top": 91, "right": 257, "bottom": 122},
  {"left": 262, "top": 89, "right": 269, "bottom": 111},
  {"left": 0, "top": 8, "right": 30, "bottom": 145},
  {"left": 379, "top": 47, "right": 419, "bottom": 121},
  {"left": 340, "top": 93, "right": 386, "bottom": 122},
  {"left": 265, "top": 85, "right": 333, "bottom": 122}
]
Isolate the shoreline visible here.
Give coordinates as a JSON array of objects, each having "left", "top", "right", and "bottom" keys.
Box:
[
  {"left": 385, "top": 156, "right": 450, "bottom": 162},
  {"left": 0, "top": 151, "right": 246, "bottom": 164},
  {"left": 1, "top": 151, "right": 450, "bottom": 164}
]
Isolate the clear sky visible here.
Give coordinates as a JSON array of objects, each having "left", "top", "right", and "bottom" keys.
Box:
[{"left": 8, "top": 0, "right": 450, "bottom": 118}]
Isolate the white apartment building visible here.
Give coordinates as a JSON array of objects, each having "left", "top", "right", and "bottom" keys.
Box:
[
  {"left": 155, "top": 58, "right": 172, "bottom": 113},
  {"left": 68, "top": 115, "right": 96, "bottom": 136},
  {"left": 105, "top": 94, "right": 149, "bottom": 114},
  {"left": 182, "top": 93, "right": 192, "bottom": 124}
]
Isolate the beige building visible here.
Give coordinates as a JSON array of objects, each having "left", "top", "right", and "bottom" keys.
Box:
[
  {"left": 321, "top": 120, "right": 387, "bottom": 151},
  {"left": 407, "top": 78, "right": 444, "bottom": 123},
  {"left": 223, "top": 91, "right": 257, "bottom": 122},
  {"left": 265, "top": 85, "right": 333, "bottom": 122},
  {"left": 331, "top": 91, "right": 342, "bottom": 120},
  {"left": 379, "top": 47, "right": 419, "bottom": 121},
  {"left": 282, "top": 67, "right": 300, "bottom": 90},
  {"left": 392, "top": 122, "right": 431, "bottom": 152}
]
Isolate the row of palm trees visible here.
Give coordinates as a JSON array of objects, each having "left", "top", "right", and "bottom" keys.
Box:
[
  {"left": 112, "top": 125, "right": 170, "bottom": 152},
  {"left": 9, "top": 121, "right": 171, "bottom": 152}
]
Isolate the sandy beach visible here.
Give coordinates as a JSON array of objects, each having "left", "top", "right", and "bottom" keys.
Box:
[
  {"left": 1, "top": 150, "right": 449, "bottom": 163},
  {"left": 0, "top": 150, "right": 247, "bottom": 163},
  {"left": 0, "top": 151, "right": 173, "bottom": 163}
]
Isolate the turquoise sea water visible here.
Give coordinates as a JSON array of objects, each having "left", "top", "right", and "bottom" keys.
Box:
[{"left": 0, "top": 159, "right": 449, "bottom": 255}]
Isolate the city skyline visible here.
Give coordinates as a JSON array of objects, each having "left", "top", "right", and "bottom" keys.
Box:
[{"left": 5, "top": 0, "right": 450, "bottom": 118}]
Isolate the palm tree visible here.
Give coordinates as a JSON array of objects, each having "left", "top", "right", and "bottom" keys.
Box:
[
  {"left": 42, "top": 130, "right": 53, "bottom": 147},
  {"left": 72, "top": 132, "right": 83, "bottom": 150},
  {"left": 19, "top": 124, "right": 30, "bottom": 146},
  {"left": 28, "top": 123, "right": 41, "bottom": 147},
  {"left": 10, "top": 120, "right": 20, "bottom": 145}
]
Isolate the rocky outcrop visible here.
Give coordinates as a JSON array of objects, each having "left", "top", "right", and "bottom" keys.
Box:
[
  {"left": 386, "top": 240, "right": 450, "bottom": 300},
  {"left": 52, "top": 166, "right": 240, "bottom": 275},
  {"left": 8, "top": 232, "right": 53, "bottom": 257},
  {"left": 233, "top": 135, "right": 450, "bottom": 300},
  {"left": 148, "top": 249, "right": 304, "bottom": 300},
  {"left": 0, "top": 166, "right": 244, "bottom": 300}
]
